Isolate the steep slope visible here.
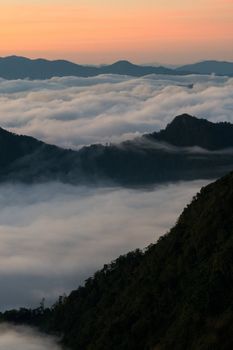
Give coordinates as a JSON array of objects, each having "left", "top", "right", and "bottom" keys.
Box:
[
  {"left": 1, "top": 114, "right": 233, "bottom": 185},
  {"left": 177, "top": 60, "right": 233, "bottom": 76},
  {"left": 3, "top": 171, "right": 233, "bottom": 349}
]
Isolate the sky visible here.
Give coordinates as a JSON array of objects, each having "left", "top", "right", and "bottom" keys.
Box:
[{"left": 0, "top": 0, "right": 232, "bottom": 64}]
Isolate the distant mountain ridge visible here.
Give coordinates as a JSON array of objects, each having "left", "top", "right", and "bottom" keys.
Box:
[
  {"left": 1, "top": 114, "right": 233, "bottom": 185},
  {"left": 176, "top": 60, "right": 233, "bottom": 76},
  {"left": 0, "top": 56, "right": 232, "bottom": 79},
  {"left": 0, "top": 56, "right": 175, "bottom": 79}
]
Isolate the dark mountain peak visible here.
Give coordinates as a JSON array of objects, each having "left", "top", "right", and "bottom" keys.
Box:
[
  {"left": 164, "top": 113, "right": 212, "bottom": 132},
  {"left": 148, "top": 114, "right": 233, "bottom": 150},
  {"left": 167, "top": 113, "right": 201, "bottom": 126}
]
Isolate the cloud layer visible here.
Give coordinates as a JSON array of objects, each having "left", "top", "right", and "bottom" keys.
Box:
[
  {"left": 0, "top": 180, "right": 209, "bottom": 309},
  {"left": 0, "top": 324, "right": 61, "bottom": 350},
  {"left": 0, "top": 74, "right": 232, "bottom": 149}
]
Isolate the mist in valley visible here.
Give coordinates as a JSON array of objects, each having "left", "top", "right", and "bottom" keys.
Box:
[
  {"left": 0, "top": 180, "right": 210, "bottom": 309},
  {"left": 0, "top": 324, "right": 62, "bottom": 350}
]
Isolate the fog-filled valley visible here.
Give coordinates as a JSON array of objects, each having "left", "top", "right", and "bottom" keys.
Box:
[{"left": 0, "top": 180, "right": 209, "bottom": 309}]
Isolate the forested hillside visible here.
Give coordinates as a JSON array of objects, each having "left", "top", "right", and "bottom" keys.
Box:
[{"left": 2, "top": 171, "right": 233, "bottom": 349}]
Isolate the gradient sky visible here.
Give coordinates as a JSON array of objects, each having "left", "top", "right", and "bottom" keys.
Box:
[{"left": 0, "top": 0, "right": 232, "bottom": 64}]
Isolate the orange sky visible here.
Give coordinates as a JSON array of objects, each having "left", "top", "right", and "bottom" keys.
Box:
[{"left": 0, "top": 0, "right": 232, "bottom": 64}]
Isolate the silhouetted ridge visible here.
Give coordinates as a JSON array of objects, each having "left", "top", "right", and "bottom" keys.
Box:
[
  {"left": 147, "top": 114, "right": 233, "bottom": 150},
  {"left": 3, "top": 172, "right": 233, "bottom": 349},
  {"left": 1, "top": 115, "right": 233, "bottom": 185},
  {"left": 0, "top": 56, "right": 232, "bottom": 79},
  {"left": 0, "top": 56, "right": 176, "bottom": 79}
]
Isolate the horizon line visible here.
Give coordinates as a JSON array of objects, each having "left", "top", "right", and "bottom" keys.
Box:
[{"left": 0, "top": 54, "right": 233, "bottom": 67}]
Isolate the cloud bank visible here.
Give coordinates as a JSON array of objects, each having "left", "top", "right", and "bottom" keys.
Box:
[
  {"left": 0, "top": 180, "right": 210, "bottom": 309},
  {"left": 0, "top": 324, "right": 61, "bottom": 350},
  {"left": 0, "top": 74, "right": 232, "bottom": 149}
]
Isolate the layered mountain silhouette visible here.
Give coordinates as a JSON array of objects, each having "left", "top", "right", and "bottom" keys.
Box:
[
  {"left": 1, "top": 114, "right": 233, "bottom": 185},
  {"left": 0, "top": 56, "right": 174, "bottom": 79},
  {"left": 0, "top": 56, "right": 232, "bottom": 79},
  {"left": 3, "top": 169, "right": 233, "bottom": 349}
]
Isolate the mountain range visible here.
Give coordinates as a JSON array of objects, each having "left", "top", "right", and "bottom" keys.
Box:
[
  {"left": 0, "top": 56, "right": 232, "bottom": 79},
  {"left": 1, "top": 114, "right": 233, "bottom": 185},
  {"left": 2, "top": 167, "right": 233, "bottom": 350}
]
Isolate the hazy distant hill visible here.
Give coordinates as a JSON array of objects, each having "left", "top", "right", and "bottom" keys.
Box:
[
  {"left": 176, "top": 60, "right": 233, "bottom": 76},
  {"left": 0, "top": 56, "right": 174, "bottom": 79},
  {"left": 3, "top": 170, "right": 233, "bottom": 350},
  {"left": 99, "top": 60, "right": 174, "bottom": 76},
  {"left": 0, "top": 56, "right": 98, "bottom": 79},
  {"left": 0, "top": 56, "right": 232, "bottom": 79},
  {"left": 1, "top": 114, "right": 233, "bottom": 185}
]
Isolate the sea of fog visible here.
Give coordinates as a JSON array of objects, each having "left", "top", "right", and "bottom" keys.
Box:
[{"left": 0, "top": 74, "right": 232, "bottom": 149}]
